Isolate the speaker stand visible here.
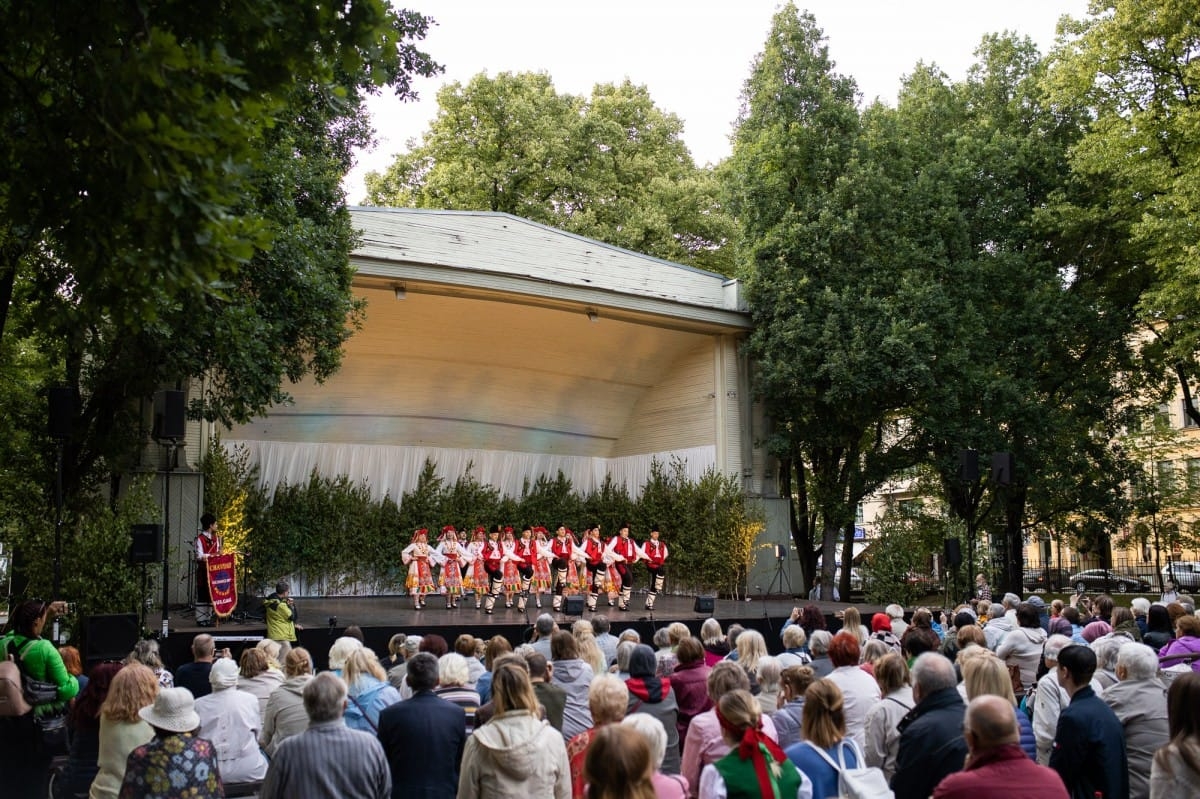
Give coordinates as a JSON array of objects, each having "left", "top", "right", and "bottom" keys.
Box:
[{"left": 767, "top": 555, "right": 791, "bottom": 597}]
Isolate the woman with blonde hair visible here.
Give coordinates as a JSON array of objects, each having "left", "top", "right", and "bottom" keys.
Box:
[
  {"left": 259, "top": 646, "right": 313, "bottom": 755},
  {"left": 573, "top": 619, "right": 608, "bottom": 678},
  {"left": 770, "top": 664, "right": 816, "bottom": 749},
  {"left": 840, "top": 606, "right": 868, "bottom": 645},
  {"left": 127, "top": 638, "right": 174, "bottom": 688},
  {"left": 458, "top": 659, "right": 571, "bottom": 799},
  {"left": 785, "top": 679, "right": 861, "bottom": 799},
  {"left": 90, "top": 664, "right": 159, "bottom": 799},
  {"left": 961, "top": 650, "right": 1037, "bottom": 759},
  {"left": 586, "top": 723, "right": 658, "bottom": 799},
  {"left": 734, "top": 629, "right": 769, "bottom": 694},
  {"left": 700, "top": 618, "right": 730, "bottom": 666},
  {"left": 341, "top": 647, "right": 400, "bottom": 734},
  {"left": 699, "top": 689, "right": 810, "bottom": 799}
]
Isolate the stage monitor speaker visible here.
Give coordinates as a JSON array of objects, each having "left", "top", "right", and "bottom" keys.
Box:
[
  {"left": 563, "top": 595, "right": 585, "bottom": 615},
  {"left": 944, "top": 537, "right": 963, "bottom": 569},
  {"left": 956, "top": 449, "right": 979, "bottom": 483},
  {"left": 48, "top": 386, "right": 75, "bottom": 439},
  {"left": 991, "top": 452, "right": 1014, "bottom": 486},
  {"left": 84, "top": 614, "right": 139, "bottom": 663},
  {"left": 153, "top": 389, "right": 186, "bottom": 440},
  {"left": 693, "top": 596, "right": 715, "bottom": 614},
  {"left": 130, "top": 523, "right": 162, "bottom": 564}
]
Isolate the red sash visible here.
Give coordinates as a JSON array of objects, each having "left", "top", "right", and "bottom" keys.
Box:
[{"left": 206, "top": 554, "right": 238, "bottom": 618}]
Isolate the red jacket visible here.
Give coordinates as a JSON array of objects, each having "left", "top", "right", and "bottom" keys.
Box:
[
  {"left": 515, "top": 539, "right": 537, "bottom": 569},
  {"left": 932, "top": 744, "right": 1068, "bottom": 799},
  {"left": 551, "top": 536, "right": 573, "bottom": 561},
  {"left": 583, "top": 537, "right": 604, "bottom": 567},
  {"left": 483, "top": 541, "right": 504, "bottom": 572},
  {"left": 643, "top": 540, "right": 667, "bottom": 568}
]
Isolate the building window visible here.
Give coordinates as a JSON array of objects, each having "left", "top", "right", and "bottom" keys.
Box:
[
  {"left": 1157, "top": 460, "right": 1176, "bottom": 494},
  {"left": 1184, "top": 399, "right": 1199, "bottom": 428},
  {"left": 855, "top": 503, "right": 864, "bottom": 524},
  {"left": 1188, "top": 459, "right": 1200, "bottom": 492}
]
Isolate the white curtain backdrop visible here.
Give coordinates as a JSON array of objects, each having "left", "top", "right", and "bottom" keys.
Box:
[{"left": 224, "top": 440, "right": 718, "bottom": 503}]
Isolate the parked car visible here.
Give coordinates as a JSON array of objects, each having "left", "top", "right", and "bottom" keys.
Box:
[
  {"left": 1161, "top": 562, "right": 1200, "bottom": 591},
  {"left": 1023, "top": 566, "right": 1069, "bottom": 592},
  {"left": 1067, "top": 569, "right": 1151, "bottom": 594},
  {"left": 835, "top": 567, "right": 864, "bottom": 592}
]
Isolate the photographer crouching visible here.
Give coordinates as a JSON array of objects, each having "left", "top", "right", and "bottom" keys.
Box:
[{"left": 264, "top": 581, "right": 301, "bottom": 644}]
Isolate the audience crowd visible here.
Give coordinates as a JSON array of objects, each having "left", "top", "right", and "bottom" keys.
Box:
[{"left": 6, "top": 587, "right": 1200, "bottom": 798}]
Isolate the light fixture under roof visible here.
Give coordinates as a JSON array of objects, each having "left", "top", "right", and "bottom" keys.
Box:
[
  {"left": 586, "top": 308, "right": 598, "bottom": 323},
  {"left": 393, "top": 284, "right": 406, "bottom": 300}
]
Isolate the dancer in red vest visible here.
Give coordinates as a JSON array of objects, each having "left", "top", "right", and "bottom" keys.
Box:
[
  {"left": 481, "top": 525, "right": 506, "bottom": 615},
  {"left": 549, "top": 523, "right": 577, "bottom": 612},
  {"left": 581, "top": 524, "right": 607, "bottom": 613},
  {"left": 605, "top": 522, "right": 643, "bottom": 612},
  {"left": 642, "top": 524, "right": 669, "bottom": 610}
]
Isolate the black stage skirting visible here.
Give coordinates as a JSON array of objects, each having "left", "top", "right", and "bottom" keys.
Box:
[{"left": 156, "top": 594, "right": 881, "bottom": 671}]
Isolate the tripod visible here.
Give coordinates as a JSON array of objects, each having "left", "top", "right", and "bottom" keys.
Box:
[{"left": 767, "top": 545, "right": 792, "bottom": 597}]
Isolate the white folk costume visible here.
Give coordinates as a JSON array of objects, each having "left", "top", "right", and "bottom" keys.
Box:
[
  {"left": 466, "top": 527, "right": 489, "bottom": 607},
  {"left": 402, "top": 529, "right": 438, "bottom": 608},
  {"left": 642, "top": 526, "right": 669, "bottom": 610},
  {"left": 436, "top": 527, "right": 471, "bottom": 608},
  {"left": 500, "top": 531, "right": 521, "bottom": 605},
  {"left": 531, "top": 527, "right": 553, "bottom": 602},
  {"left": 605, "top": 526, "right": 643, "bottom": 611}
]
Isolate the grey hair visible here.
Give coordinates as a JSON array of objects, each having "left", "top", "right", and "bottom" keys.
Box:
[
  {"left": 1090, "top": 636, "right": 1123, "bottom": 671},
  {"left": 885, "top": 604, "right": 905, "bottom": 619},
  {"left": 653, "top": 627, "right": 671, "bottom": 648},
  {"left": 618, "top": 629, "right": 641, "bottom": 645},
  {"left": 1002, "top": 593, "right": 1021, "bottom": 609},
  {"left": 303, "top": 672, "right": 347, "bottom": 724},
  {"left": 437, "top": 653, "right": 470, "bottom": 687},
  {"left": 782, "top": 624, "right": 807, "bottom": 649},
  {"left": 911, "top": 652, "right": 957, "bottom": 695},
  {"left": 1131, "top": 597, "right": 1151, "bottom": 616},
  {"left": 621, "top": 712, "right": 667, "bottom": 768},
  {"left": 615, "top": 640, "right": 637, "bottom": 672},
  {"left": 403, "top": 635, "right": 422, "bottom": 656},
  {"left": 1042, "top": 634, "right": 1074, "bottom": 664},
  {"left": 809, "top": 630, "right": 833, "bottom": 657},
  {"left": 989, "top": 603, "right": 1006, "bottom": 619},
  {"left": 1115, "top": 642, "right": 1159, "bottom": 681}
]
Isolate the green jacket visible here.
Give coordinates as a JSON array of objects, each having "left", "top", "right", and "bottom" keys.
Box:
[
  {"left": 713, "top": 744, "right": 806, "bottom": 799},
  {"left": 263, "top": 594, "right": 297, "bottom": 642},
  {"left": 1, "top": 633, "right": 79, "bottom": 704}
]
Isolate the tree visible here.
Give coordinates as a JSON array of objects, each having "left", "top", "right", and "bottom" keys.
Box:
[
  {"left": 726, "top": 4, "right": 951, "bottom": 598},
  {"left": 1048, "top": 0, "right": 1200, "bottom": 424},
  {"left": 365, "top": 72, "right": 737, "bottom": 274}
]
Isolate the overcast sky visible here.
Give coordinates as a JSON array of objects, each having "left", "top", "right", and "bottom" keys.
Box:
[{"left": 346, "top": 0, "right": 1090, "bottom": 201}]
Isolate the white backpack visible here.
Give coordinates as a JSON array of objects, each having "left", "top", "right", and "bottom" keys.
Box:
[{"left": 803, "top": 739, "right": 894, "bottom": 799}]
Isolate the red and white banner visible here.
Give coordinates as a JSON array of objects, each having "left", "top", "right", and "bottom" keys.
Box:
[{"left": 206, "top": 553, "right": 238, "bottom": 618}]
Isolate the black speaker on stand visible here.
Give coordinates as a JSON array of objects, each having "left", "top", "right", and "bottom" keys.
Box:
[
  {"left": 84, "top": 614, "right": 139, "bottom": 664},
  {"left": 563, "top": 595, "right": 585, "bottom": 616},
  {"left": 944, "top": 537, "right": 963, "bottom": 607},
  {"left": 130, "top": 524, "right": 162, "bottom": 635},
  {"left": 693, "top": 596, "right": 715, "bottom": 614}
]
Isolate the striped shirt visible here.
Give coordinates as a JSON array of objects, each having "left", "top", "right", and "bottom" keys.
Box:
[{"left": 260, "top": 720, "right": 391, "bottom": 799}]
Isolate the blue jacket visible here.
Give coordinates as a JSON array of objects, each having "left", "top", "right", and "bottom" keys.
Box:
[
  {"left": 345, "top": 677, "right": 402, "bottom": 733},
  {"left": 1015, "top": 705, "right": 1037, "bottom": 761},
  {"left": 1048, "top": 685, "right": 1129, "bottom": 799}
]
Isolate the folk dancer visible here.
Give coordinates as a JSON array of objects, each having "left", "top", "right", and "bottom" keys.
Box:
[
  {"left": 402, "top": 529, "right": 438, "bottom": 609},
  {"left": 194, "top": 513, "right": 222, "bottom": 626},
  {"left": 531, "top": 526, "right": 553, "bottom": 608},
  {"left": 514, "top": 525, "right": 539, "bottom": 612},
  {"left": 500, "top": 527, "right": 522, "bottom": 608},
  {"left": 482, "top": 525, "right": 507, "bottom": 615},
  {"left": 642, "top": 524, "right": 668, "bottom": 610},
  {"left": 436, "top": 526, "right": 470, "bottom": 609},
  {"left": 467, "top": 526, "right": 489, "bottom": 608},
  {"left": 549, "top": 523, "right": 578, "bottom": 613},
  {"left": 605, "top": 522, "right": 642, "bottom": 612},
  {"left": 582, "top": 524, "right": 608, "bottom": 613}
]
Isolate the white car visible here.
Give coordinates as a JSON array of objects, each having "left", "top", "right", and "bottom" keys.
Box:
[{"left": 1162, "top": 562, "right": 1200, "bottom": 591}]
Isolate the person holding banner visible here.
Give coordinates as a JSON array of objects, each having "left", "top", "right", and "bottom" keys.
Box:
[{"left": 194, "top": 513, "right": 222, "bottom": 626}]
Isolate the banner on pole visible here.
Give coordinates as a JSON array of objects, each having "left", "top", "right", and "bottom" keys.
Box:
[{"left": 206, "top": 553, "right": 238, "bottom": 618}]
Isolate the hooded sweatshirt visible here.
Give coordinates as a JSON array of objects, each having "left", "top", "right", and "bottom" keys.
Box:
[
  {"left": 259, "top": 674, "right": 311, "bottom": 755},
  {"left": 458, "top": 710, "right": 571, "bottom": 799},
  {"left": 551, "top": 658, "right": 595, "bottom": 739},
  {"left": 626, "top": 644, "right": 682, "bottom": 774}
]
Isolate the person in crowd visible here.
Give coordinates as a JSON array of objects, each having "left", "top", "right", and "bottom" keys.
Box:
[
  {"left": 996, "top": 602, "right": 1048, "bottom": 693},
  {"left": 59, "top": 645, "right": 88, "bottom": 697},
  {"left": 381, "top": 633, "right": 407, "bottom": 671},
  {"left": 586, "top": 723, "right": 659, "bottom": 799},
  {"left": 433, "top": 652, "right": 481, "bottom": 735},
  {"left": 342, "top": 648, "right": 402, "bottom": 734},
  {"left": 931, "top": 695, "right": 1068, "bottom": 799},
  {"left": 458, "top": 658, "right": 571, "bottom": 799},
  {"left": 259, "top": 646, "right": 313, "bottom": 756},
  {"left": 377, "top": 652, "right": 466, "bottom": 799},
  {"left": 785, "top": 678, "right": 863, "bottom": 799},
  {"left": 1144, "top": 604, "right": 1175, "bottom": 651},
  {"left": 622, "top": 712, "right": 688, "bottom": 798},
  {"left": 1161, "top": 580, "right": 1180, "bottom": 604},
  {"left": 869, "top": 612, "right": 902, "bottom": 654},
  {"left": 756, "top": 656, "right": 783, "bottom": 712},
  {"left": 624, "top": 643, "right": 681, "bottom": 774},
  {"left": 670, "top": 637, "right": 712, "bottom": 750},
  {"left": 900, "top": 613, "right": 941, "bottom": 662},
  {"left": 1060, "top": 606, "right": 1087, "bottom": 644},
  {"left": 551, "top": 630, "right": 596, "bottom": 740},
  {"left": 343, "top": 624, "right": 367, "bottom": 643},
  {"left": 1158, "top": 613, "right": 1200, "bottom": 671},
  {"left": 0, "top": 599, "right": 79, "bottom": 799},
  {"left": 983, "top": 602, "right": 1012, "bottom": 649},
  {"left": 524, "top": 651, "right": 567, "bottom": 732},
  {"left": 1102, "top": 642, "right": 1169, "bottom": 799},
  {"left": 886, "top": 604, "right": 908, "bottom": 639},
  {"left": 263, "top": 580, "right": 300, "bottom": 643},
  {"left": 1112, "top": 605, "right": 1143, "bottom": 642},
  {"left": 1090, "top": 634, "right": 1123, "bottom": 690},
  {"left": 680, "top": 662, "right": 780, "bottom": 798},
  {"left": 126, "top": 639, "right": 173, "bottom": 690},
  {"left": 700, "top": 618, "right": 730, "bottom": 666},
  {"left": 1082, "top": 619, "right": 1113, "bottom": 646},
  {"left": 891, "top": 652, "right": 969, "bottom": 799},
  {"left": 327, "top": 635, "right": 363, "bottom": 677},
  {"left": 839, "top": 606, "right": 868, "bottom": 645},
  {"left": 862, "top": 652, "right": 913, "bottom": 784},
  {"left": 653, "top": 627, "right": 679, "bottom": 677},
  {"left": 389, "top": 635, "right": 424, "bottom": 696},
  {"left": 939, "top": 611, "right": 977, "bottom": 662},
  {"left": 700, "top": 689, "right": 811, "bottom": 799},
  {"left": 614, "top": 639, "right": 638, "bottom": 681},
  {"left": 473, "top": 634, "right": 512, "bottom": 704},
  {"left": 573, "top": 620, "right": 608, "bottom": 678},
  {"left": 237, "top": 646, "right": 283, "bottom": 720},
  {"left": 1150, "top": 671, "right": 1200, "bottom": 799},
  {"left": 778, "top": 624, "right": 812, "bottom": 667},
  {"left": 90, "top": 663, "right": 158, "bottom": 799},
  {"left": 726, "top": 624, "right": 745, "bottom": 654},
  {"left": 119, "top": 687, "right": 222, "bottom": 799},
  {"left": 590, "top": 614, "right": 619, "bottom": 666},
  {"left": 260, "top": 672, "right": 391, "bottom": 799},
  {"left": 771, "top": 664, "right": 816, "bottom": 750},
  {"left": 174, "top": 634, "right": 217, "bottom": 699},
  {"left": 56, "top": 661, "right": 120, "bottom": 797},
  {"left": 194, "top": 656, "right": 267, "bottom": 784},
  {"left": 960, "top": 651, "right": 1036, "bottom": 760},
  {"left": 1048, "top": 644, "right": 1128, "bottom": 799},
  {"left": 824, "top": 631, "right": 880, "bottom": 747},
  {"left": 1032, "top": 634, "right": 1084, "bottom": 765},
  {"left": 806, "top": 630, "right": 834, "bottom": 678},
  {"left": 531, "top": 613, "right": 558, "bottom": 660},
  {"left": 733, "top": 629, "right": 769, "bottom": 694},
  {"left": 566, "top": 674, "right": 629, "bottom": 799}
]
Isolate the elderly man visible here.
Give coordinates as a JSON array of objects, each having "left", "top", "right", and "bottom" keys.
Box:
[
  {"left": 174, "top": 633, "right": 217, "bottom": 699},
  {"left": 377, "top": 652, "right": 466, "bottom": 799},
  {"left": 891, "top": 652, "right": 969, "bottom": 799},
  {"left": 933, "top": 695, "right": 1067, "bottom": 798},
  {"left": 261, "top": 672, "right": 391, "bottom": 799},
  {"left": 531, "top": 613, "right": 558, "bottom": 660},
  {"left": 983, "top": 602, "right": 1012, "bottom": 650},
  {"left": 1101, "top": 642, "right": 1169, "bottom": 799},
  {"left": 1048, "top": 645, "right": 1128, "bottom": 799}
]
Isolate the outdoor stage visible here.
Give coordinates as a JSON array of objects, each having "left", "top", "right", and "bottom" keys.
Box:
[{"left": 157, "top": 592, "right": 883, "bottom": 670}]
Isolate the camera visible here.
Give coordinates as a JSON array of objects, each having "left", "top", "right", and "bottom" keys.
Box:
[{"left": 62, "top": 602, "right": 78, "bottom": 616}]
